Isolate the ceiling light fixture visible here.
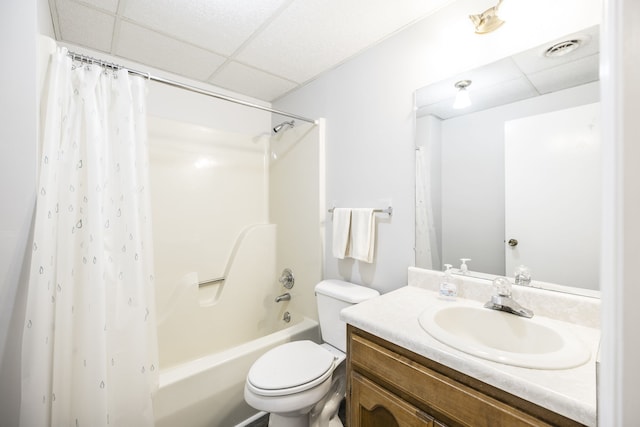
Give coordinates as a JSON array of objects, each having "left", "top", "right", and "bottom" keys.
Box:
[
  {"left": 469, "top": 0, "right": 505, "bottom": 34},
  {"left": 453, "top": 80, "right": 472, "bottom": 109}
]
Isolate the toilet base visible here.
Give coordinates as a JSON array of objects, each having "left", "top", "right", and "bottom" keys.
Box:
[{"left": 309, "top": 363, "right": 345, "bottom": 427}]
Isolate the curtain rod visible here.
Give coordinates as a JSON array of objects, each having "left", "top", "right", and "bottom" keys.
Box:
[{"left": 67, "top": 51, "right": 317, "bottom": 125}]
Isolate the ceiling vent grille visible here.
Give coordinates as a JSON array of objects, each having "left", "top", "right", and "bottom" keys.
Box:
[{"left": 544, "top": 39, "right": 582, "bottom": 57}]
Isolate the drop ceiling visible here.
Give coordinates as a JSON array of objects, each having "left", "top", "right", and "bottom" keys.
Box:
[
  {"left": 416, "top": 25, "right": 600, "bottom": 120},
  {"left": 49, "top": 0, "right": 452, "bottom": 102}
]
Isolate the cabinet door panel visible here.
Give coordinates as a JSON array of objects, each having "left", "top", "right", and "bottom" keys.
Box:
[
  {"left": 351, "top": 333, "right": 554, "bottom": 427},
  {"left": 351, "top": 372, "right": 434, "bottom": 427}
]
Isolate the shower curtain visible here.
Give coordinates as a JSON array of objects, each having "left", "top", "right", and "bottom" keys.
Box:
[
  {"left": 20, "top": 47, "right": 158, "bottom": 427},
  {"left": 415, "top": 145, "right": 440, "bottom": 270}
]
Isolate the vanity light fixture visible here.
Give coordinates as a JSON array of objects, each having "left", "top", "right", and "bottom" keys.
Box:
[
  {"left": 469, "top": 0, "right": 505, "bottom": 34},
  {"left": 453, "top": 80, "right": 472, "bottom": 109}
]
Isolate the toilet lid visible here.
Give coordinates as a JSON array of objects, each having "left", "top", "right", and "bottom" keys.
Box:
[{"left": 247, "top": 341, "right": 335, "bottom": 395}]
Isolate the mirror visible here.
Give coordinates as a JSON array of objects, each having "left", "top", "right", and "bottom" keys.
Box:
[{"left": 414, "top": 25, "right": 600, "bottom": 295}]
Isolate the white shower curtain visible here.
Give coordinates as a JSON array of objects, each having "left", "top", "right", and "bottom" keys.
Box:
[
  {"left": 20, "top": 47, "right": 158, "bottom": 427},
  {"left": 415, "top": 145, "right": 440, "bottom": 270}
]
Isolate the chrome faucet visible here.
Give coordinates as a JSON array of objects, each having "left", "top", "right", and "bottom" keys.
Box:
[
  {"left": 275, "top": 292, "right": 291, "bottom": 303},
  {"left": 484, "top": 277, "right": 533, "bottom": 318}
]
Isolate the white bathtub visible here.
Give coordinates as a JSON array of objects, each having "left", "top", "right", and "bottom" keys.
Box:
[{"left": 153, "top": 316, "right": 320, "bottom": 427}]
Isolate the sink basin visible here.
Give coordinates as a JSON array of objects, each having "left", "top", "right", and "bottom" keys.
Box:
[{"left": 418, "top": 304, "right": 590, "bottom": 369}]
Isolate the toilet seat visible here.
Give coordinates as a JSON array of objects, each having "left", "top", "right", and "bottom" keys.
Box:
[{"left": 247, "top": 340, "right": 335, "bottom": 397}]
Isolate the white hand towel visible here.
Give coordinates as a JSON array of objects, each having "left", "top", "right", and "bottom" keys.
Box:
[
  {"left": 332, "top": 208, "right": 351, "bottom": 259},
  {"left": 348, "top": 208, "right": 376, "bottom": 263}
]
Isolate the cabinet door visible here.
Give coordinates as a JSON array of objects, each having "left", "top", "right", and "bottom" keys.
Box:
[{"left": 351, "top": 373, "right": 435, "bottom": 427}]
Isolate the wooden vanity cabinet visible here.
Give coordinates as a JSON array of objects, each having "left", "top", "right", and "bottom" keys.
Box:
[{"left": 346, "top": 326, "right": 585, "bottom": 427}]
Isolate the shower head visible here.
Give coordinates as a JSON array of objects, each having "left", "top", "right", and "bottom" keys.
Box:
[{"left": 273, "top": 120, "right": 295, "bottom": 134}]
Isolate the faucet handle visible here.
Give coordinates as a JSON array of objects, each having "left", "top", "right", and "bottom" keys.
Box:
[
  {"left": 279, "top": 268, "right": 295, "bottom": 289},
  {"left": 514, "top": 265, "right": 532, "bottom": 286},
  {"left": 492, "top": 277, "right": 512, "bottom": 297}
]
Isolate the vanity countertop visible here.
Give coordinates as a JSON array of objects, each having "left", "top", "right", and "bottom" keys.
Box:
[{"left": 340, "top": 284, "right": 600, "bottom": 426}]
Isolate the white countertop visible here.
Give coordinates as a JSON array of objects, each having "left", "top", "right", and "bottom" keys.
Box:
[{"left": 341, "top": 285, "right": 599, "bottom": 426}]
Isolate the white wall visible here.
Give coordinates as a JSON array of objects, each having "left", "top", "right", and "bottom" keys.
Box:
[
  {"left": 0, "top": 0, "right": 39, "bottom": 424},
  {"left": 504, "top": 102, "right": 600, "bottom": 290},
  {"left": 0, "top": 0, "right": 38, "bottom": 347},
  {"left": 274, "top": 0, "right": 602, "bottom": 294},
  {"left": 38, "top": 0, "right": 54, "bottom": 37}
]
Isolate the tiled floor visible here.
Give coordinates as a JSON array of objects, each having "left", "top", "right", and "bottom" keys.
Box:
[
  {"left": 246, "top": 413, "right": 269, "bottom": 427},
  {"left": 246, "top": 399, "right": 346, "bottom": 426}
]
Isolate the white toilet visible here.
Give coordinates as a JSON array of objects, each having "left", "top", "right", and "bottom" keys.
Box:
[{"left": 244, "top": 280, "right": 379, "bottom": 427}]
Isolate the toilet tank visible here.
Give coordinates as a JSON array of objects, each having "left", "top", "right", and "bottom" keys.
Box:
[{"left": 315, "top": 280, "right": 380, "bottom": 352}]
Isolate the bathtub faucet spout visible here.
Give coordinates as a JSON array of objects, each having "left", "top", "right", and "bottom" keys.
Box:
[{"left": 275, "top": 292, "right": 291, "bottom": 303}]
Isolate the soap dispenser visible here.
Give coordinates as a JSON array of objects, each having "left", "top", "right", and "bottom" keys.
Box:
[
  {"left": 459, "top": 258, "right": 471, "bottom": 274},
  {"left": 439, "top": 264, "right": 457, "bottom": 300}
]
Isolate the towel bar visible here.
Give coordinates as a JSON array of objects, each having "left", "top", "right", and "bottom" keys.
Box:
[{"left": 327, "top": 206, "right": 393, "bottom": 216}]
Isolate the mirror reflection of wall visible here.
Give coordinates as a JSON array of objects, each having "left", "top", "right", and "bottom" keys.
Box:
[
  {"left": 415, "top": 25, "right": 600, "bottom": 292},
  {"left": 504, "top": 103, "right": 600, "bottom": 290}
]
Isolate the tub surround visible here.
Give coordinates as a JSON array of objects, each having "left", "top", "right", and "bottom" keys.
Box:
[{"left": 340, "top": 267, "right": 600, "bottom": 426}]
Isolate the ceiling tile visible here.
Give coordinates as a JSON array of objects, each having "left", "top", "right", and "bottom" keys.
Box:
[
  {"left": 115, "top": 21, "right": 227, "bottom": 81},
  {"left": 120, "top": 0, "right": 287, "bottom": 55},
  {"left": 528, "top": 54, "right": 600, "bottom": 94},
  {"left": 236, "top": 0, "right": 450, "bottom": 83},
  {"left": 55, "top": 0, "right": 115, "bottom": 52},
  {"left": 70, "top": 0, "right": 119, "bottom": 13},
  {"left": 418, "top": 77, "right": 538, "bottom": 120},
  {"left": 210, "top": 62, "right": 298, "bottom": 101},
  {"left": 416, "top": 24, "right": 600, "bottom": 120},
  {"left": 468, "top": 78, "right": 539, "bottom": 113},
  {"left": 416, "top": 58, "right": 525, "bottom": 107},
  {"left": 51, "top": 0, "right": 462, "bottom": 102},
  {"left": 511, "top": 25, "right": 599, "bottom": 75}
]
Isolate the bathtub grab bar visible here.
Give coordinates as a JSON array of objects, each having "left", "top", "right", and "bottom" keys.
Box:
[{"left": 198, "top": 277, "right": 226, "bottom": 288}]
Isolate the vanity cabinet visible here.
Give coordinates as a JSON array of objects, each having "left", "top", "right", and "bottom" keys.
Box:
[{"left": 347, "top": 326, "right": 585, "bottom": 427}]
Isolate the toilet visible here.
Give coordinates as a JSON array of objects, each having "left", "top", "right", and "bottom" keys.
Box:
[{"left": 244, "top": 280, "right": 379, "bottom": 427}]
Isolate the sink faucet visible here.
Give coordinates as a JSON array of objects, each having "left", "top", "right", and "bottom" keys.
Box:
[{"left": 484, "top": 277, "right": 533, "bottom": 318}]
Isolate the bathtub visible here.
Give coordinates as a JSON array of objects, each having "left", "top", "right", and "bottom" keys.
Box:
[{"left": 153, "top": 316, "right": 320, "bottom": 427}]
